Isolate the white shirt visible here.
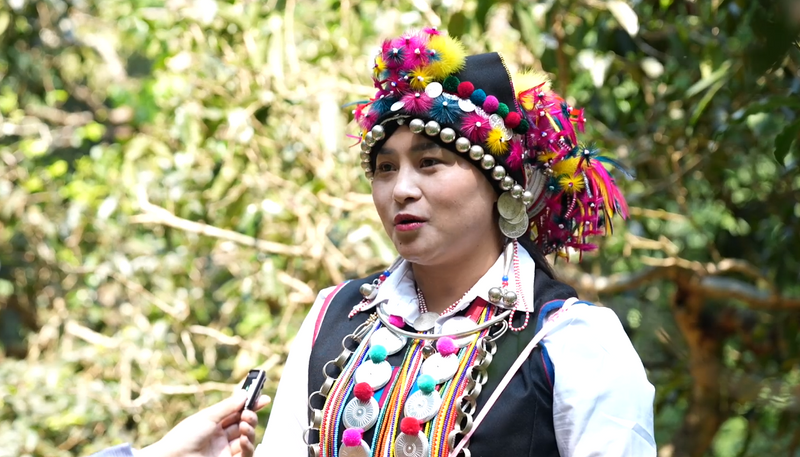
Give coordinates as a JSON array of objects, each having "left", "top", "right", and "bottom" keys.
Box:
[{"left": 258, "top": 246, "right": 656, "bottom": 456}]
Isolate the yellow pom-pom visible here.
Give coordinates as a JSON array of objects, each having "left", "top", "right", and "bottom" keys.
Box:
[
  {"left": 551, "top": 157, "right": 580, "bottom": 177},
  {"left": 427, "top": 34, "right": 467, "bottom": 80},
  {"left": 537, "top": 151, "right": 557, "bottom": 164},
  {"left": 485, "top": 128, "right": 509, "bottom": 155},
  {"left": 558, "top": 175, "right": 585, "bottom": 194},
  {"left": 409, "top": 66, "right": 434, "bottom": 91},
  {"left": 373, "top": 55, "right": 387, "bottom": 80},
  {"left": 514, "top": 70, "right": 551, "bottom": 111}
]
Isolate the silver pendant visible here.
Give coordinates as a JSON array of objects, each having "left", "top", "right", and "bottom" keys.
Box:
[
  {"left": 420, "top": 353, "right": 459, "bottom": 384},
  {"left": 370, "top": 327, "right": 408, "bottom": 355},
  {"left": 504, "top": 207, "right": 528, "bottom": 225},
  {"left": 413, "top": 312, "right": 439, "bottom": 332},
  {"left": 499, "top": 216, "right": 528, "bottom": 239},
  {"left": 340, "top": 440, "right": 371, "bottom": 457},
  {"left": 394, "top": 432, "right": 429, "bottom": 457},
  {"left": 497, "top": 192, "right": 526, "bottom": 220},
  {"left": 440, "top": 316, "right": 478, "bottom": 347},
  {"left": 343, "top": 396, "right": 379, "bottom": 430},
  {"left": 404, "top": 389, "right": 443, "bottom": 423},
  {"left": 424, "top": 82, "right": 443, "bottom": 98},
  {"left": 355, "top": 359, "right": 393, "bottom": 390}
]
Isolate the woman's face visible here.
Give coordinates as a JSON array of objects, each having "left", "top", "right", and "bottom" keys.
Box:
[{"left": 372, "top": 125, "right": 502, "bottom": 266}]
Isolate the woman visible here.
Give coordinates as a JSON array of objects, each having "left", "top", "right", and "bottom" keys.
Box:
[{"left": 261, "top": 29, "right": 654, "bottom": 457}]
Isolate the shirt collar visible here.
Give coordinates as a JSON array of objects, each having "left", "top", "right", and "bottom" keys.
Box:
[{"left": 356, "top": 242, "right": 536, "bottom": 327}]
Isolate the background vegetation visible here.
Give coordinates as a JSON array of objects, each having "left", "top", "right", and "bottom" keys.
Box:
[{"left": 1, "top": 0, "right": 799, "bottom": 456}]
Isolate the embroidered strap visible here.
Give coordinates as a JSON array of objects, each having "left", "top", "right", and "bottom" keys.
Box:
[
  {"left": 312, "top": 281, "right": 350, "bottom": 347},
  {"left": 449, "top": 296, "right": 580, "bottom": 456}
]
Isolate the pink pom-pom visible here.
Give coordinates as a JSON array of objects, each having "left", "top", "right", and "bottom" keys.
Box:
[
  {"left": 400, "top": 417, "right": 421, "bottom": 435},
  {"left": 457, "top": 81, "right": 475, "bottom": 99},
  {"left": 342, "top": 428, "right": 364, "bottom": 447},
  {"left": 401, "top": 92, "right": 434, "bottom": 115},
  {"left": 388, "top": 314, "right": 405, "bottom": 328},
  {"left": 506, "top": 140, "right": 524, "bottom": 171},
  {"left": 483, "top": 95, "right": 499, "bottom": 113},
  {"left": 505, "top": 112, "right": 522, "bottom": 129},
  {"left": 354, "top": 382, "right": 374, "bottom": 402},
  {"left": 461, "top": 113, "right": 491, "bottom": 144},
  {"left": 424, "top": 27, "right": 442, "bottom": 36},
  {"left": 436, "top": 337, "right": 458, "bottom": 356}
]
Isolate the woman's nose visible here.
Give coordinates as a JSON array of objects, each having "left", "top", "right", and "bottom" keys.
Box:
[{"left": 392, "top": 166, "right": 422, "bottom": 203}]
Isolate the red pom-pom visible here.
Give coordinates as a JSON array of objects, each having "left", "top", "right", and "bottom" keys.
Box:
[
  {"left": 457, "top": 81, "right": 475, "bottom": 99},
  {"left": 436, "top": 337, "right": 458, "bottom": 356},
  {"left": 388, "top": 314, "right": 405, "bottom": 328},
  {"left": 354, "top": 382, "right": 374, "bottom": 402},
  {"left": 400, "top": 417, "right": 421, "bottom": 435},
  {"left": 483, "top": 95, "right": 499, "bottom": 113},
  {"left": 342, "top": 428, "right": 364, "bottom": 447},
  {"left": 505, "top": 112, "right": 522, "bottom": 129}
]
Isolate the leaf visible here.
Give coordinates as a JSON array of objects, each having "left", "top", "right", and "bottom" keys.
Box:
[
  {"left": 607, "top": 1, "right": 639, "bottom": 36},
  {"left": 774, "top": 119, "right": 800, "bottom": 166},
  {"left": 686, "top": 61, "right": 732, "bottom": 98},
  {"left": 690, "top": 78, "right": 726, "bottom": 126}
]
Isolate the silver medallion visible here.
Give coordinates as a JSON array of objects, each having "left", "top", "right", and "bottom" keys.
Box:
[
  {"left": 343, "top": 396, "right": 379, "bottom": 430},
  {"left": 489, "top": 114, "right": 513, "bottom": 140},
  {"left": 404, "top": 389, "right": 443, "bottom": 422},
  {"left": 440, "top": 316, "right": 478, "bottom": 347},
  {"left": 457, "top": 98, "right": 475, "bottom": 112},
  {"left": 413, "top": 312, "right": 439, "bottom": 332},
  {"left": 504, "top": 208, "right": 528, "bottom": 225},
  {"left": 340, "top": 441, "right": 371, "bottom": 457},
  {"left": 499, "top": 217, "right": 529, "bottom": 239},
  {"left": 370, "top": 327, "right": 408, "bottom": 355},
  {"left": 424, "top": 82, "right": 443, "bottom": 99},
  {"left": 497, "top": 192, "right": 526, "bottom": 220},
  {"left": 394, "top": 432, "right": 429, "bottom": 457},
  {"left": 391, "top": 101, "right": 406, "bottom": 112},
  {"left": 420, "top": 353, "right": 459, "bottom": 384},
  {"left": 355, "top": 359, "right": 393, "bottom": 390}
]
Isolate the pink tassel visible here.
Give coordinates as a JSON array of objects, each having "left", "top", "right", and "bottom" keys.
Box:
[
  {"left": 506, "top": 140, "right": 524, "bottom": 170},
  {"left": 461, "top": 113, "right": 491, "bottom": 144},
  {"left": 400, "top": 92, "right": 433, "bottom": 115}
]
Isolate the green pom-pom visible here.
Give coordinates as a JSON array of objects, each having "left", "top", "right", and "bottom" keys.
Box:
[
  {"left": 496, "top": 103, "right": 510, "bottom": 118},
  {"left": 417, "top": 374, "right": 436, "bottom": 394},
  {"left": 514, "top": 118, "right": 530, "bottom": 134},
  {"left": 369, "top": 344, "right": 387, "bottom": 363},
  {"left": 443, "top": 76, "right": 460, "bottom": 93}
]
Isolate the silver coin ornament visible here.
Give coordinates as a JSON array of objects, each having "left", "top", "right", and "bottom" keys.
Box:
[
  {"left": 413, "top": 312, "right": 439, "bottom": 332},
  {"left": 404, "top": 389, "right": 443, "bottom": 423},
  {"left": 339, "top": 441, "right": 371, "bottom": 457},
  {"left": 343, "top": 396, "right": 379, "bottom": 430},
  {"left": 497, "top": 192, "right": 526, "bottom": 220},
  {"left": 420, "top": 352, "right": 459, "bottom": 384},
  {"left": 440, "top": 316, "right": 478, "bottom": 347},
  {"left": 504, "top": 207, "right": 528, "bottom": 225},
  {"left": 424, "top": 82, "right": 443, "bottom": 98},
  {"left": 391, "top": 101, "right": 406, "bottom": 112},
  {"left": 354, "top": 359, "right": 393, "bottom": 390},
  {"left": 499, "top": 217, "right": 529, "bottom": 239},
  {"left": 370, "top": 327, "right": 407, "bottom": 355},
  {"left": 394, "top": 432, "right": 429, "bottom": 457},
  {"left": 458, "top": 98, "right": 475, "bottom": 112}
]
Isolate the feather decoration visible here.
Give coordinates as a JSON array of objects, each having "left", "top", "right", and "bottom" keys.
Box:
[
  {"left": 429, "top": 96, "right": 463, "bottom": 125},
  {"left": 409, "top": 66, "right": 434, "bottom": 90},
  {"left": 506, "top": 140, "right": 524, "bottom": 170},
  {"left": 394, "top": 33, "right": 429, "bottom": 70},
  {"left": 426, "top": 34, "right": 467, "bottom": 79},
  {"left": 370, "top": 95, "right": 398, "bottom": 118},
  {"left": 460, "top": 113, "right": 491, "bottom": 144},
  {"left": 592, "top": 155, "right": 637, "bottom": 180},
  {"left": 485, "top": 127, "right": 510, "bottom": 155},
  {"left": 400, "top": 92, "right": 433, "bottom": 115},
  {"left": 383, "top": 45, "right": 407, "bottom": 69}
]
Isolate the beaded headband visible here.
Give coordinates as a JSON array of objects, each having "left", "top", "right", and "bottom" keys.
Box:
[{"left": 353, "top": 29, "right": 631, "bottom": 258}]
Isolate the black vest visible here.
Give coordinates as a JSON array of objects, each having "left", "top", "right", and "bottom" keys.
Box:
[{"left": 308, "top": 270, "right": 577, "bottom": 457}]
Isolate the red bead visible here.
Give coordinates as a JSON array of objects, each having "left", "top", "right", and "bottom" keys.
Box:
[
  {"left": 354, "top": 382, "right": 374, "bottom": 402},
  {"left": 400, "top": 417, "right": 422, "bottom": 435},
  {"left": 457, "top": 81, "right": 475, "bottom": 98},
  {"left": 505, "top": 112, "right": 522, "bottom": 129}
]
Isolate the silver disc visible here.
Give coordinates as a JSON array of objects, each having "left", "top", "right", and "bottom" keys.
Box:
[
  {"left": 394, "top": 432, "right": 429, "bottom": 457},
  {"left": 499, "top": 217, "right": 529, "bottom": 239},
  {"left": 340, "top": 441, "right": 371, "bottom": 457},
  {"left": 355, "top": 359, "right": 393, "bottom": 390},
  {"left": 440, "top": 316, "right": 478, "bottom": 347},
  {"left": 489, "top": 113, "right": 513, "bottom": 140},
  {"left": 420, "top": 353, "right": 459, "bottom": 384},
  {"left": 371, "top": 327, "right": 408, "bottom": 355},
  {"left": 343, "top": 397, "right": 379, "bottom": 430},
  {"left": 404, "top": 389, "right": 443, "bottom": 423},
  {"left": 504, "top": 208, "right": 529, "bottom": 225},
  {"left": 413, "top": 312, "right": 439, "bottom": 332},
  {"left": 424, "top": 82, "right": 443, "bottom": 98},
  {"left": 497, "top": 192, "right": 525, "bottom": 220},
  {"left": 457, "top": 98, "right": 475, "bottom": 112},
  {"left": 391, "top": 101, "right": 406, "bottom": 112}
]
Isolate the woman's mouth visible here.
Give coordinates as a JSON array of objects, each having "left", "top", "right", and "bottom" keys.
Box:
[{"left": 394, "top": 214, "right": 426, "bottom": 232}]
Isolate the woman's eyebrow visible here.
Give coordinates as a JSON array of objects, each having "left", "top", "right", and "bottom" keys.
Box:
[{"left": 377, "top": 142, "right": 442, "bottom": 155}]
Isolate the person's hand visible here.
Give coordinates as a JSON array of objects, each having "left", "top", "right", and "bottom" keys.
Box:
[{"left": 139, "top": 391, "right": 270, "bottom": 457}]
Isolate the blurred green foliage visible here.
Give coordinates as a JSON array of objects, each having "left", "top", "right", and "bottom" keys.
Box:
[{"left": 0, "top": 0, "right": 798, "bottom": 456}]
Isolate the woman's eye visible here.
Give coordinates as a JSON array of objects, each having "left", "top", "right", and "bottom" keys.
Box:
[
  {"left": 376, "top": 162, "right": 395, "bottom": 173},
  {"left": 420, "top": 158, "right": 440, "bottom": 168}
]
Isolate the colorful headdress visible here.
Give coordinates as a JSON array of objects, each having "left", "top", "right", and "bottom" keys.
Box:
[{"left": 354, "top": 29, "right": 631, "bottom": 258}]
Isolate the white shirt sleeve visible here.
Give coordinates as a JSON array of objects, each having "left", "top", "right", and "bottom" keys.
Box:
[
  {"left": 542, "top": 303, "right": 656, "bottom": 457},
  {"left": 256, "top": 286, "right": 335, "bottom": 457}
]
